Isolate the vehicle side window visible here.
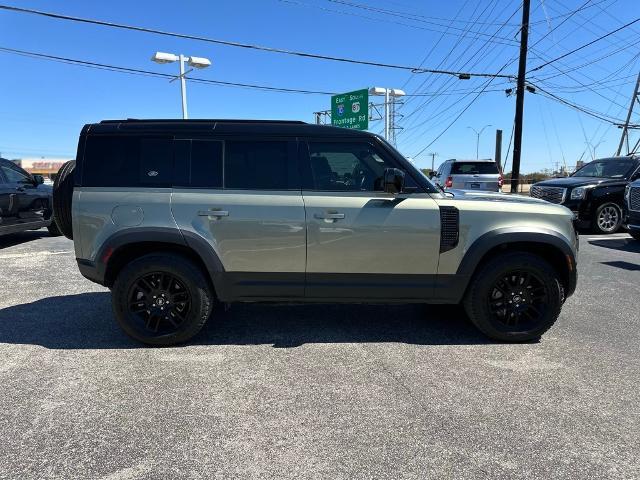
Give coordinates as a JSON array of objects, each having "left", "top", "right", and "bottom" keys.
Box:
[
  {"left": 224, "top": 141, "right": 293, "bottom": 190},
  {"left": 140, "top": 138, "right": 173, "bottom": 186},
  {"left": 307, "top": 142, "right": 397, "bottom": 192},
  {"left": 1, "top": 163, "right": 30, "bottom": 184},
  {"left": 190, "top": 140, "right": 223, "bottom": 188},
  {"left": 83, "top": 135, "right": 173, "bottom": 187}
]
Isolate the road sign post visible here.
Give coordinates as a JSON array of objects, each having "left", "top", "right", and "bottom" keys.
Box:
[{"left": 331, "top": 89, "right": 369, "bottom": 130}]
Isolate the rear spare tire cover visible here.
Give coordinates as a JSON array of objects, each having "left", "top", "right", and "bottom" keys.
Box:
[{"left": 52, "top": 160, "right": 76, "bottom": 240}]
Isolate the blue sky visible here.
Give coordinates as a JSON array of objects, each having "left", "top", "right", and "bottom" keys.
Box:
[{"left": 1, "top": 0, "right": 639, "bottom": 173}]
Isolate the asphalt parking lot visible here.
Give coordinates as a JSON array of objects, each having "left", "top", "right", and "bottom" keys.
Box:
[{"left": 0, "top": 230, "right": 639, "bottom": 479}]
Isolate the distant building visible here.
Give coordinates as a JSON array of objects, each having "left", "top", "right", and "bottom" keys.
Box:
[{"left": 10, "top": 158, "right": 70, "bottom": 179}]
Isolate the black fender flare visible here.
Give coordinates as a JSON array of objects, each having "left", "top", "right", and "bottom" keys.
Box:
[
  {"left": 87, "top": 227, "right": 225, "bottom": 291},
  {"left": 456, "top": 227, "right": 577, "bottom": 297}
]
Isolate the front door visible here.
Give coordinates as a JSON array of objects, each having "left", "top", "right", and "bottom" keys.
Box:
[
  {"left": 171, "top": 138, "right": 306, "bottom": 300},
  {"left": 301, "top": 140, "right": 441, "bottom": 299}
]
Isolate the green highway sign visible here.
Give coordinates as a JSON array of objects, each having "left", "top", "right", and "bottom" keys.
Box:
[{"left": 331, "top": 89, "right": 369, "bottom": 130}]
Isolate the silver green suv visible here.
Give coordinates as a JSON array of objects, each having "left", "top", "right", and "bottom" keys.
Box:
[{"left": 52, "top": 119, "right": 578, "bottom": 346}]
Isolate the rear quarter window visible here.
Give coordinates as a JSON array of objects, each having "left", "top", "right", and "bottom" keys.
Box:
[
  {"left": 82, "top": 135, "right": 173, "bottom": 187},
  {"left": 451, "top": 162, "right": 499, "bottom": 175}
]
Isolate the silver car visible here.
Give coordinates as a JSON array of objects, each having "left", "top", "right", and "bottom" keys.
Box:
[{"left": 433, "top": 159, "right": 503, "bottom": 192}]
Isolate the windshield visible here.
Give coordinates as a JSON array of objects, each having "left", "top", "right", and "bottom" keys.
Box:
[{"left": 572, "top": 158, "right": 637, "bottom": 178}]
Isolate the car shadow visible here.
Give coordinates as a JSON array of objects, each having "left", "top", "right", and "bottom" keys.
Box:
[
  {"left": 0, "top": 292, "right": 493, "bottom": 349},
  {"left": 0, "top": 229, "right": 50, "bottom": 249},
  {"left": 601, "top": 261, "right": 640, "bottom": 271},
  {"left": 588, "top": 238, "right": 640, "bottom": 253}
]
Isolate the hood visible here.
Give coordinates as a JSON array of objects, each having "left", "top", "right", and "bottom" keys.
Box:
[
  {"left": 443, "top": 189, "right": 550, "bottom": 206},
  {"left": 533, "top": 176, "right": 621, "bottom": 188}
]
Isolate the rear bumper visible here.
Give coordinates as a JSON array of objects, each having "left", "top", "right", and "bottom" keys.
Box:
[{"left": 77, "top": 259, "right": 106, "bottom": 286}]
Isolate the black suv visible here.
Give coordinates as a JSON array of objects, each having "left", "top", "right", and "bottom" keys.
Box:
[
  {"left": 531, "top": 156, "right": 640, "bottom": 234},
  {"left": 0, "top": 158, "right": 60, "bottom": 237}
]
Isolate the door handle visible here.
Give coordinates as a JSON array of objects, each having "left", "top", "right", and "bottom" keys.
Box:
[
  {"left": 314, "top": 212, "right": 345, "bottom": 220},
  {"left": 198, "top": 209, "right": 229, "bottom": 217}
]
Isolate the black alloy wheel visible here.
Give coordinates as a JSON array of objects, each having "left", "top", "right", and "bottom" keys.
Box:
[
  {"left": 128, "top": 272, "right": 192, "bottom": 335},
  {"left": 112, "top": 254, "right": 213, "bottom": 346},
  {"left": 487, "top": 270, "right": 548, "bottom": 331},
  {"left": 463, "top": 252, "right": 564, "bottom": 342}
]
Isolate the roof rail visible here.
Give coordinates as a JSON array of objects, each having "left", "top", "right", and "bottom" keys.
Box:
[{"left": 99, "top": 119, "right": 307, "bottom": 125}]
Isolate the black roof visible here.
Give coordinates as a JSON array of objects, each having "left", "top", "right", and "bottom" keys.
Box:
[{"left": 87, "top": 119, "right": 374, "bottom": 137}]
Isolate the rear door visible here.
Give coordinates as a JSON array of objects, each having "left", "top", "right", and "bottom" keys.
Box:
[
  {"left": 300, "top": 139, "right": 441, "bottom": 299},
  {"left": 171, "top": 137, "right": 306, "bottom": 299},
  {"left": 450, "top": 161, "right": 500, "bottom": 191}
]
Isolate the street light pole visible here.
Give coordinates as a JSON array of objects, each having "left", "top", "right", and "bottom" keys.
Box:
[
  {"left": 467, "top": 124, "right": 492, "bottom": 159},
  {"left": 369, "top": 87, "right": 405, "bottom": 142},
  {"left": 178, "top": 54, "right": 188, "bottom": 119},
  {"left": 151, "top": 52, "right": 212, "bottom": 119}
]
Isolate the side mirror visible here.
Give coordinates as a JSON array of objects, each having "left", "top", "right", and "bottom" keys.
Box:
[
  {"left": 32, "top": 174, "right": 45, "bottom": 185},
  {"left": 428, "top": 171, "right": 436, "bottom": 179},
  {"left": 383, "top": 168, "right": 405, "bottom": 194}
]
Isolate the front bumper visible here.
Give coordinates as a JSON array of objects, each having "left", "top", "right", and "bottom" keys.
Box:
[{"left": 624, "top": 209, "right": 640, "bottom": 231}]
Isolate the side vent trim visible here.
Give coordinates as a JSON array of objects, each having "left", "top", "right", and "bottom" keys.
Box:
[{"left": 439, "top": 206, "right": 459, "bottom": 253}]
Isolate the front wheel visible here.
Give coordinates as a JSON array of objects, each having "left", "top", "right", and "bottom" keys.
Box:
[
  {"left": 463, "top": 253, "right": 564, "bottom": 342},
  {"left": 593, "top": 202, "right": 622, "bottom": 234},
  {"left": 112, "top": 254, "right": 214, "bottom": 346}
]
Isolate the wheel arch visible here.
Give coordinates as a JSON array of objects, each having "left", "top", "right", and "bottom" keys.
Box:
[
  {"left": 93, "top": 228, "right": 224, "bottom": 294},
  {"left": 457, "top": 228, "right": 577, "bottom": 299}
]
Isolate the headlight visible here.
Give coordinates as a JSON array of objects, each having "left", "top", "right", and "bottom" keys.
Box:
[{"left": 570, "top": 185, "right": 595, "bottom": 200}]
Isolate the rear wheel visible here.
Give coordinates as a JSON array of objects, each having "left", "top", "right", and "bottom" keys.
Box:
[
  {"left": 52, "top": 160, "right": 76, "bottom": 239},
  {"left": 593, "top": 202, "right": 622, "bottom": 234},
  {"left": 112, "top": 254, "right": 214, "bottom": 346},
  {"left": 463, "top": 253, "right": 564, "bottom": 342}
]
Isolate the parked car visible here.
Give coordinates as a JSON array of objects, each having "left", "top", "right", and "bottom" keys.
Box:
[
  {"left": 624, "top": 179, "right": 640, "bottom": 241},
  {"left": 53, "top": 119, "right": 577, "bottom": 346},
  {"left": 530, "top": 155, "right": 640, "bottom": 234},
  {"left": 0, "top": 157, "right": 61, "bottom": 237},
  {"left": 432, "top": 159, "right": 503, "bottom": 192}
]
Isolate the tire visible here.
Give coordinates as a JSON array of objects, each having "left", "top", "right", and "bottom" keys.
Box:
[
  {"left": 52, "top": 160, "right": 76, "bottom": 240},
  {"left": 47, "top": 222, "right": 62, "bottom": 237},
  {"left": 592, "top": 202, "right": 622, "bottom": 234},
  {"left": 112, "top": 254, "right": 214, "bottom": 346},
  {"left": 463, "top": 252, "right": 564, "bottom": 342}
]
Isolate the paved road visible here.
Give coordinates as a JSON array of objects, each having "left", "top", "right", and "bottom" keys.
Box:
[{"left": 0, "top": 230, "right": 638, "bottom": 479}]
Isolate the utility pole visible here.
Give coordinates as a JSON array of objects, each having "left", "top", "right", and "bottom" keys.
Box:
[
  {"left": 429, "top": 152, "right": 438, "bottom": 172},
  {"left": 495, "top": 129, "right": 503, "bottom": 170},
  {"left": 616, "top": 71, "right": 640, "bottom": 156},
  {"left": 511, "top": 0, "right": 531, "bottom": 193}
]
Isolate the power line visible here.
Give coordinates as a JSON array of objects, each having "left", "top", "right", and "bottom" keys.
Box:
[
  {"left": 528, "top": 16, "right": 640, "bottom": 73},
  {"left": 0, "top": 4, "right": 514, "bottom": 79},
  {"left": 0, "top": 46, "right": 336, "bottom": 95},
  {"left": 279, "top": 0, "right": 518, "bottom": 46}
]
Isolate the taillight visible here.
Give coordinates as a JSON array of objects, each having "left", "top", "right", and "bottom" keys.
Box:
[
  {"left": 445, "top": 176, "right": 453, "bottom": 188},
  {"left": 498, "top": 173, "right": 504, "bottom": 187}
]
